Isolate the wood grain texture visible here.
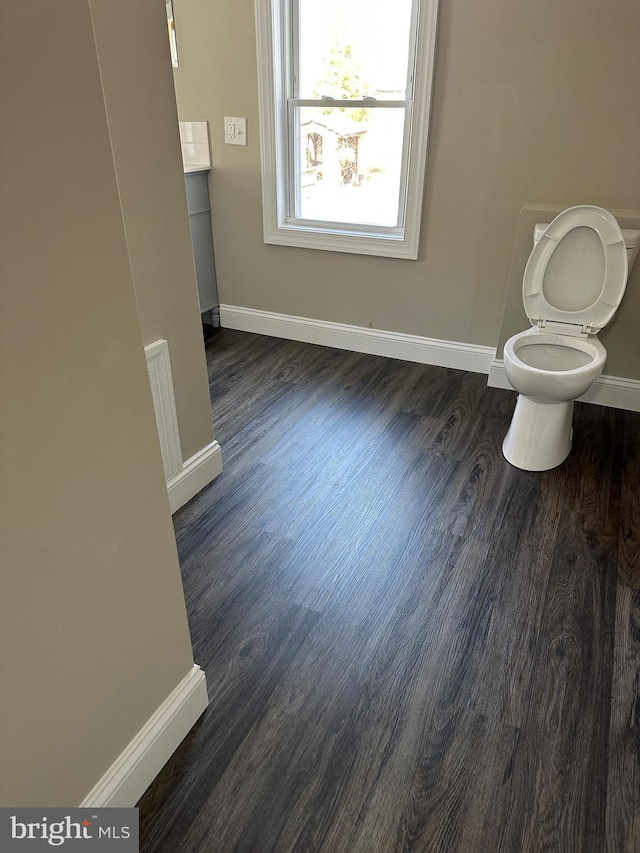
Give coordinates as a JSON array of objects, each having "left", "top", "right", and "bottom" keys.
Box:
[
  {"left": 139, "top": 328, "right": 640, "bottom": 852},
  {"left": 606, "top": 585, "right": 640, "bottom": 853},
  {"left": 606, "top": 406, "right": 640, "bottom": 852}
]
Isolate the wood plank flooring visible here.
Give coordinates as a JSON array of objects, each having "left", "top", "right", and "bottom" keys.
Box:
[{"left": 138, "top": 328, "right": 640, "bottom": 853}]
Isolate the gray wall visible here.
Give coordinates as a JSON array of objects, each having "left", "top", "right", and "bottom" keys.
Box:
[
  {"left": 172, "top": 0, "right": 640, "bottom": 378},
  {"left": 0, "top": 1, "right": 199, "bottom": 807},
  {"left": 93, "top": 0, "right": 215, "bottom": 461}
]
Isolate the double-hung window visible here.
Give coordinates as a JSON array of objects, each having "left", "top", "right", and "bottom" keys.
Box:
[{"left": 255, "top": 0, "right": 439, "bottom": 259}]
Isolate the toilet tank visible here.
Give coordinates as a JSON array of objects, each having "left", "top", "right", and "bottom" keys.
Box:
[{"left": 534, "top": 222, "right": 640, "bottom": 274}]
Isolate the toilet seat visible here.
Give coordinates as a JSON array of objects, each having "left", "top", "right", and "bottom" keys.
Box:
[
  {"left": 506, "top": 327, "right": 604, "bottom": 373},
  {"left": 523, "top": 205, "right": 628, "bottom": 335},
  {"left": 504, "top": 326, "right": 606, "bottom": 401}
]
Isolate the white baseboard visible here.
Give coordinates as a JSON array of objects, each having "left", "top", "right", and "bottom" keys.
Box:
[
  {"left": 167, "top": 440, "right": 223, "bottom": 514},
  {"left": 219, "top": 305, "right": 496, "bottom": 375},
  {"left": 220, "top": 305, "right": 640, "bottom": 412},
  {"left": 80, "top": 664, "right": 208, "bottom": 808},
  {"left": 488, "top": 358, "right": 640, "bottom": 412}
]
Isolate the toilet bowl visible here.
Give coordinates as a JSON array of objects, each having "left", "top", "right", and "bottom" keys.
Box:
[{"left": 502, "top": 205, "right": 640, "bottom": 471}]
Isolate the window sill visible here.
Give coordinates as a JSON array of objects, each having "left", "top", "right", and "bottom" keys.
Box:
[{"left": 263, "top": 222, "right": 420, "bottom": 259}]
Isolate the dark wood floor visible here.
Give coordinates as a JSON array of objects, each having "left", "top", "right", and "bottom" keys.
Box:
[{"left": 139, "top": 328, "right": 639, "bottom": 853}]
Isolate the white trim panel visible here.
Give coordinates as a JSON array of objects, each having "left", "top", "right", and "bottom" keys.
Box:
[
  {"left": 489, "top": 358, "right": 640, "bottom": 412},
  {"left": 80, "top": 665, "right": 208, "bottom": 808},
  {"left": 167, "top": 440, "right": 223, "bottom": 514},
  {"left": 145, "top": 339, "right": 183, "bottom": 481},
  {"left": 220, "top": 305, "right": 495, "bottom": 374}
]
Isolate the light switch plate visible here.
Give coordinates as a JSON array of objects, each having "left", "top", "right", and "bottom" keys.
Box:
[{"left": 224, "top": 116, "right": 247, "bottom": 146}]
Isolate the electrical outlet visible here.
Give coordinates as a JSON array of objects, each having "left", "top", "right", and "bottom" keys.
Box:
[{"left": 224, "top": 116, "right": 247, "bottom": 146}]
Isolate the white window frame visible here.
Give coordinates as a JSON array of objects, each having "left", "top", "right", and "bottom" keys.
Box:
[{"left": 254, "top": 0, "right": 439, "bottom": 260}]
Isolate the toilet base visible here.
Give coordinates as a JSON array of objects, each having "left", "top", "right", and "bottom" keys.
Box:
[{"left": 502, "top": 395, "right": 574, "bottom": 471}]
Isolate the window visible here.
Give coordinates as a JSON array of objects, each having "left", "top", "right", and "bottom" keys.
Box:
[{"left": 255, "top": 0, "right": 439, "bottom": 259}]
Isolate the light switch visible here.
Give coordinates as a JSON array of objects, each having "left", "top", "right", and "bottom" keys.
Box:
[{"left": 224, "top": 116, "right": 247, "bottom": 146}]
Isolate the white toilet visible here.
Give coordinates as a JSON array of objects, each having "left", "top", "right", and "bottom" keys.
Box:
[{"left": 502, "top": 205, "right": 640, "bottom": 471}]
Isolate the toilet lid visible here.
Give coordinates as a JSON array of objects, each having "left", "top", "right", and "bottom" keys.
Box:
[{"left": 523, "top": 205, "right": 628, "bottom": 334}]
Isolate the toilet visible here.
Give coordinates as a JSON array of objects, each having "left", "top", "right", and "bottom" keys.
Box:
[{"left": 502, "top": 205, "right": 640, "bottom": 471}]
